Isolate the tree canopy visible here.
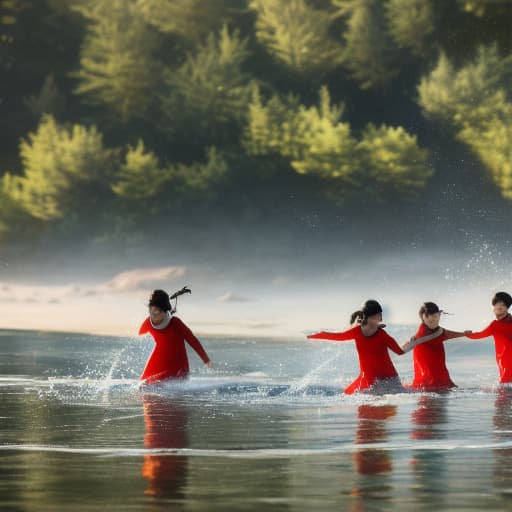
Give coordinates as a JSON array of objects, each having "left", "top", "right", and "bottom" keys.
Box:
[{"left": 1, "top": 0, "right": 512, "bottom": 245}]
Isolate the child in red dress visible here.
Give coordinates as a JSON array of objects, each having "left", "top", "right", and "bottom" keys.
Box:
[
  {"left": 307, "top": 300, "right": 437, "bottom": 394},
  {"left": 466, "top": 291, "right": 512, "bottom": 384},
  {"left": 405, "top": 302, "right": 466, "bottom": 391},
  {"left": 139, "top": 289, "right": 211, "bottom": 383}
]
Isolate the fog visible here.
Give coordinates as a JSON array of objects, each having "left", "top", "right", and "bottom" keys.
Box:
[{"left": 1, "top": 207, "right": 510, "bottom": 340}]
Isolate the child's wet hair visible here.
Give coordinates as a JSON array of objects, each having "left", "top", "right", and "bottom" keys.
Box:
[
  {"left": 350, "top": 300, "right": 382, "bottom": 325},
  {"left": 419, "top": 302, "right": 441, "bottom": 318},
  {"left": 492, "top": 292, "right": 512, "bottom": 309},
  {"left": 148, "top": 289, "right": 172, "bottom": 312}
]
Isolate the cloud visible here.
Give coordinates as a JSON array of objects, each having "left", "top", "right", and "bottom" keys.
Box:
[
  {"left": 100, "top": 266, "right": 187, "bottom": 293},
  {"left": 216, "top": 292, "right": 253, "bottom": 303}
]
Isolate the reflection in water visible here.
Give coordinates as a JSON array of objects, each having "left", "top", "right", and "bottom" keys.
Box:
[
  {"left": 142, "top": 394, "right": 188, "bottom": 499},
  {"left": 349, "top": 404, "right": 397, "bottom": 509},
  {"left": 493, "top": 388, "right": 512, "bottom": 504},
  {"left": 354, "top": 404, "right": 397, "bottom": 475},
  {"left": 410, "top": 395, "right": 448, "bottom": 441},
  {"left": 409, "top": 394, "right": 448, "bottom": 507}
]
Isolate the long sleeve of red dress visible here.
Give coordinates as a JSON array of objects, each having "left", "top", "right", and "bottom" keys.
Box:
[
  {"left": 309, "top": 326, "right": 402, "bottom": 394},
  {"left": 466, "top": 317, "right": 512, "bottom": 383},
  {"left": 410, "top": 323, "right": 457, "bottom": 391},
  {"left": 307, "top": 326, "right": 359, "bottom": 342},
  {"left": 139, "top": 316, "right": 210, "bottom": 383}
]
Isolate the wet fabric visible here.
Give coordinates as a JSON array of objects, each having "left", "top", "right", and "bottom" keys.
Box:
[
  {"left": 139, "top": 316, "right": 210, "bottom": 383},
  {"left": 466, "top": 314, "right": 512, "bottom": 383},
  {"left": 410, "top": 324, "right": 459, "bottom": 391},
  {"left": 308, "top": 326, "right": 403, "bottom": 394}
]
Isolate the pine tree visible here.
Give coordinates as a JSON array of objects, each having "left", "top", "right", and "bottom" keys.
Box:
[
  {"left": 418, "top": 45, "right": 512, "bottom": 199},
  {"left": 358, "top": 124, "right": 432, "bottom": 196},
  {"left": 249, "top": 0, "right": 342, "bottom": 77},
  {"left": 3, "top": 115, "right": 117, "bottom": 221},
  {"left": 112, "top": 140, "right": 169, "bottom": 201},
  {"left": 73, "top": 0, "right": 160, "bottom": 122},
  {"left": 245, "top": 85, "right": 431, "bottom": 202},
  {"left": 138, "top": 0, "right": 228, "bottom": 43},
  {"left": 160, "top": 24, "right": 253, "bottom": 141},
  {"left": 333, "top": 0, "right": 399, "bottom": 90},
  {"left": 385, "top": 0, "right": 436, "bottom": 56}
]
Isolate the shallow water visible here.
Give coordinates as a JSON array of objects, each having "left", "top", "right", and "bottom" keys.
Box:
[{"left": 1, "top": 327, "right": 512, "bottom": 511}]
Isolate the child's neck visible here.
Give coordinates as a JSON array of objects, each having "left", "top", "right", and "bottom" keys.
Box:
[
  {"left": 361, "top": 324, "right": 379, "bottom": 336},
  {"left": 496, "top": 312, "right": 510, "bottom": 321}
]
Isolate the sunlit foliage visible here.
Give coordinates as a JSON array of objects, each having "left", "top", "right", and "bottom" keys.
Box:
[
  {"left": 73, "top": 0, "right": 159, "bottom": 121},
  {"left": 333, "top": 0, "right": 399, "bottom": 90},
  {"left": 138, "top": 0, "right": 228, "bottom": 43},
  {"left": 3, "top": 115, "right": 116, "bottom": 220},
  {"left": 249, "top": 0, "right": 342, "bottom": 77},
  {"left": 358, "top": 124, "right": 432, "bottom": 196},
  {"left": 385, "top": 0, "right": 435, "bottom": 56},
  {"left": 113, "top": 144, "right": 228, "bottom": 207},
  {"left": 418, "top": 45, "right": 512, "bottom": 199},
  {"left": 246, "top": 86, "right": 431, "bottom": 202},
  {"left": 160, "top": 25, "right": 253, "bottom": 140}
]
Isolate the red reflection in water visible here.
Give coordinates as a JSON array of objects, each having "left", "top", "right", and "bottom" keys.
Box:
[
  {"left": 142, "top": 395, "right": 188, "bottom": 498},
  {"left": 354, "top": 404, "right": 397, "bottom": 475}
]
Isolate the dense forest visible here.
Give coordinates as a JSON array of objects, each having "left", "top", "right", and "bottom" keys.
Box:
[{"left": 1, "top": 0, "right": 512, "bottom": 258}]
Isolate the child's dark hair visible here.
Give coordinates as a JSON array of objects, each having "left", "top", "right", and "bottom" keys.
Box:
[
  {"left": 148, "top": 289, "right": 172, "bottom": 312},
  {"left": 419, "top": 302, "right": 441, "bottom": 319},
  {"left": 492, "top": 291, "right": 512, "bottom": 309},
  {"left": 350, "top": 300, "right": 383, "bottom": 325}
]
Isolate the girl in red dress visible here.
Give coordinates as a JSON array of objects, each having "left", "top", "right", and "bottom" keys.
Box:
[
  {"left": 308, "top": 300, "right": 436, "bottom": 394},
  {"left": 139, "top": 289, "right": 211, "bottom": 383},
  {"left": 466, "top": 291, "right": 512, "bottom": 384},
  {"left": 406, "top": 302, "right": 466, "bottom": 391}
]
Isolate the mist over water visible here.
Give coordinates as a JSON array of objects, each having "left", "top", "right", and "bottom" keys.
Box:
[{"left": 1, "top": 203, "right": 510, "bottom": 338}]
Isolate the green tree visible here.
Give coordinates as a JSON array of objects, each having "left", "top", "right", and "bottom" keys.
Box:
[
  {"left": 357, "top": 124, "right": 432, "bottom": 196},
  {"left": 138, "top": 0, "right": 229, "bottom": 43},
  {"left": 113, "top": 144, "right": 228, "bottom": 209},
  {"left": 418, "top": 45, "right": 512, "bottom": 199},
  {"left": 249, "top": 0, "right": 342, "bottom": 77},
  {"left": 160, "top": 24, "right": 253, "bottom": 142},
  {"left": 246, "top": 86, "right": 430, "bottom": 202},
  {"left": 333, "top": 0, "right": 399, "bottom": 90},
  {"left": 3, "top": 115, "right": 117, "bottom": 221},
  {"left": 385, "top": 0, "right": 436, "bottom": 56},
  {"left": 73, "top": 0, "right": 160, "bottom": 122},
  {"left": 112, "top": 140, "right": 168, "bottom": 201}
]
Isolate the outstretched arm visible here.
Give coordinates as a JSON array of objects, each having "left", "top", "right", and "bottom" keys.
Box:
[
  {"left": 307, "top": 326, "right": 357, "bottom": 342},
  {"left": 465, "top": 323, "right": 494, "bottom": 340},
  {"left": 401, "top": 327, "right": 443, "bottom": 353},
  {"left": 443, "top": 329, "right": 468, "bottom": 341}
]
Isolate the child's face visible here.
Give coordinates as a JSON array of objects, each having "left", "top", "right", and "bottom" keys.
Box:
[
  {"left": 149, "top": 305, "right": 166, "bottom": 325},
  {"left": 366, "top": 312, "right": 382, "bottom": 328},
  {"left": 422, "top": 312, "right": 441, "bottom": 329},
  {"left": 493, "top": 302, "right": 509, "bottom": 319}
]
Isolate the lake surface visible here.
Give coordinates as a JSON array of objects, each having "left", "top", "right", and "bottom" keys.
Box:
[{"left": 1, "top": 327, "right": 512, "bottom": 511}]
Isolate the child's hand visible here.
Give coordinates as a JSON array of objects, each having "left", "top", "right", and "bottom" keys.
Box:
[
  {"left": 378, "top": 323, "right": 387, "bottom": 329},
  {"left": 205, "top": 361, "right": 213, "bottom": 369}
]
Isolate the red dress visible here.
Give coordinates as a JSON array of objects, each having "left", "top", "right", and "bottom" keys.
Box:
[
  {"left": 139, "top": 316, "right": 210, "bottom": 383},
  {"left": 410, "top": 324, "right": 460, "bottom": 391},
  {"left": 308, "top": 326, "right": 404, "bottom": 394},
  {"left": 466, "top": 314, "right": 512, "bottom": 383}
]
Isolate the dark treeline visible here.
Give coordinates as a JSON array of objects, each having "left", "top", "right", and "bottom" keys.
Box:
[{"left": 1, "top": 0, "right": 512, "bottom": 256}]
